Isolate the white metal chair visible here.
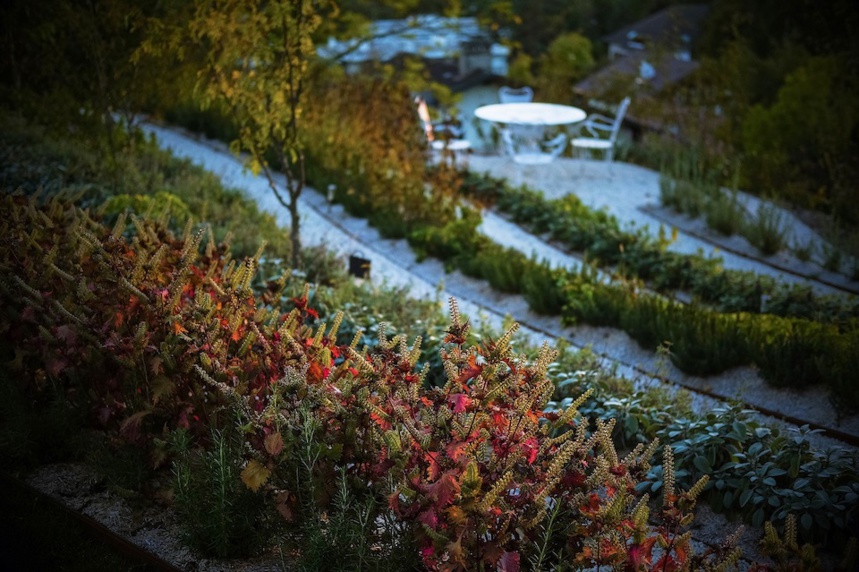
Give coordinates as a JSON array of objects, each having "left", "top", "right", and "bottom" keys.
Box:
[
  {"left": 416, "top": 97, "right": 471, "bottom": 166},
  {"left": 571, "top": 96, "right": 631, "bottom": 162},
  {"left": 498, "top": 86, "right": 534, "bottom": 103}
]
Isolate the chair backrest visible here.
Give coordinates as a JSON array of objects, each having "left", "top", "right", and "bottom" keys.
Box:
[
  {"left": 415, "top": 96, "right": 435, "bottom": 142},
  {"left": 498, "top": 86, "right": 534, "bottom": 103},
  {"left": 608, "top": 97, "right": 631, "bottom": 143}
]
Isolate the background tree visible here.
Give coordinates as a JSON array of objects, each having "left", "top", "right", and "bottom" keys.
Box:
[
  {"left": 535, "top": 32, "right": 594, "bottom": 103},
  {"left": 0, "top": 0, "right": 164, "bottom": 145},
  {"left": 163, "top": 0, "right": 332, "bottom": 270}
]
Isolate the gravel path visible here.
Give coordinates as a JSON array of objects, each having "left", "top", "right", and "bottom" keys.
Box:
[{"left": 142, "top": 123, "right": 859, "bottom": 450}]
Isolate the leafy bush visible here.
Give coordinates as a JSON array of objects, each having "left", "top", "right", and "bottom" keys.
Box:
[
  {"left": 742, "top": 56, "right": 859, "bottom": 225},
  {"left": 0, "top": 114, "right": 292, "bottom": 261},
  {"left": 301, "top": 70, "right": 459, "bottom": 238}
]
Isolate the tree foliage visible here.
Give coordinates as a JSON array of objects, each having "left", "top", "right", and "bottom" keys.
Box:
[
  {"left": 0, "top": 0, "right": 166, "bottom": 135},
  {"left": 741, "top": 56, "right": 859, "bottom": 217},
  {"left": 536, "top": 32, "right": 595, "bottom": 103},
  {"left": 139, "top": 0, "right": 334, "bottom": 270}
]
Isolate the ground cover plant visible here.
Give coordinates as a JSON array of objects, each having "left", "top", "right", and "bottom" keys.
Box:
[
  {"left": 545, "top": 351, "right": 859, "bottom": 550},
  {"left": 1, "top": 193, "right": 749, "bottom": 571}
]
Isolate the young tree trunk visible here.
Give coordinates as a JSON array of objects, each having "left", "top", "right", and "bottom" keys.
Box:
[{"left": 289, "top": 187, "right": 302, "bottom": 271}]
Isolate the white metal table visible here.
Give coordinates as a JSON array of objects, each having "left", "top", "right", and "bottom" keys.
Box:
[
  {"left": 474, "top": 103, "right": 586, "bottom": 164},
  {"left": 473, "top": 102, "right": 586, "bottom": 126}
]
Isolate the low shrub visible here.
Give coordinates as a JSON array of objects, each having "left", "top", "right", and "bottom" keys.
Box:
[
  {"left": 301, "top": 71, "right": 459, "bottom": 238},
  {"left": 706, "top": 190, "right": 746, "bottom": 237},
  {"left": 744, "top": 203, "right": 789, "bottom": 256},
  {"left": 522, "top": 259, "right": 567, "bottom": 315}
]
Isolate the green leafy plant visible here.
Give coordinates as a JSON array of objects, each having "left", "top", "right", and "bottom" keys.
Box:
[{"left": 174, "top": 428, "right": 272, "bottom": 558}]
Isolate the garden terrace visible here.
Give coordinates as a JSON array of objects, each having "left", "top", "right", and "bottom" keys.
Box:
[{"left": 3, "top": 115, "right": 856, "bottom": 568}]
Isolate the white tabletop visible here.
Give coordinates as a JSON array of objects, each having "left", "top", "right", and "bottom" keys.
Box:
[{"left": 474, "top": 103, "right": 586, "bottom": 126}]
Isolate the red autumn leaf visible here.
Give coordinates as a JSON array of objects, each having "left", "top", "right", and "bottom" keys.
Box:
[
  {"left": 455, "top": 354, "right": 482, "bottom": 385},
  {"left": 114, "top": 311, "right": 124, "bottom": 328},
  {"left": 427, "top": 471, "right": 461, "bottom": 507},
  {"left": 449, "top": 393, "right": 472, "bottom": 413},
  {"left": 597, "top": 538, "right": 621, "bottom": 561},
  {"left": 561, "top": 470, "right": 587, "bottom": 488},
  {"left": 445, "top": 440, "right": 469, "bottom": 463},
  {"left": 173, "top": 321, "right": 187, "bottom": 335},
  {"left": 55, "top": 324, "right": 77, "bottom": 345},
  {"left": 307, "top": 362, "right": 324, "bottom": 383},
  {"left": 498, "top": 551, "right": 520, "bottom": 572},
  {"left": 626, "top": 537, "right": 656, "bottom": 570},
  {"left": 417, "top": 507, "right": 438, "bottom": 528},
  {"left": 231, "top": 328, "right": 242, "bottom": 342},
  {"left": 290, "top": 296, "right": 307, "bottom": 309},
  {"left": 492, "top": 411, "right": 509, "bottom": 431},
  {"left": 424, "top": 452, "right": 442, "bottom": 481},
  {"left": 521, "top": 436, "right": 539, "bottom": 464},
  {"left": 420, "top": 545, "right": 435, "bottom": 567},
  {"left": 370, "top": 412, "right": 392, "bottom": 431},
  {"left": 653, "top": 555, "right": 681, "bottom": 572}
]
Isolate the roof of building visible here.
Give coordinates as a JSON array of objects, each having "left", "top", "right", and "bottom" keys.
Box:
[
  {"left": 318, "top": 15, "right": 491, "bottom": 63},
  {"left": 602, "top": 4, "right": 710, "bottom": 51},
  {"left": 574, "top": 50, "right": 700, "bottom": 96}
]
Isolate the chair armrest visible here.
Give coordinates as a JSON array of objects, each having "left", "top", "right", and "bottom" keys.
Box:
[
  {"left": 545, "top": 133, "right": 568, "bottom": 158},
  {"left": 582, "top": 117, "right": 614, "bottom": 137},
  {"left": 586, "top": 113, "right": 614, "bottom": 124}
]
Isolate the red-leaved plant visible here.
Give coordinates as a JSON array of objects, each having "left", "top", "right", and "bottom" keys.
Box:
[{"left": 0, "top": 195, "right": 740, "bottom": 570}]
